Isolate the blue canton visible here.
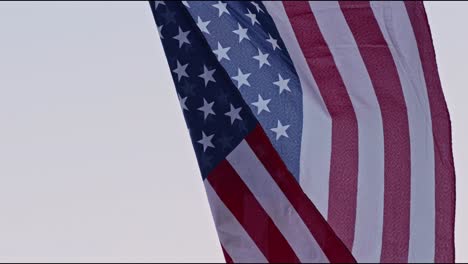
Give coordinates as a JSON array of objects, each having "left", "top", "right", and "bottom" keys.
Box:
[{"left": 150, "top": 1, "right": 304, "bottom": 181}]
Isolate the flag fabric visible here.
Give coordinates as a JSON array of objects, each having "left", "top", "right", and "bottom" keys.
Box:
[{"left": 149, "top": 1, "right": 455, "bottom": 263}]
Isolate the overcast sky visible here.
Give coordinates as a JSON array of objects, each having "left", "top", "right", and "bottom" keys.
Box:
[{"left": 0, "top": 1, "right": 466, "bottom": 262}]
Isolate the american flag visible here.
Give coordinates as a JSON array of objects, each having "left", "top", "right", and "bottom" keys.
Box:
[{"left": 149, "top": 1, "right": 455, "bottom": 263}]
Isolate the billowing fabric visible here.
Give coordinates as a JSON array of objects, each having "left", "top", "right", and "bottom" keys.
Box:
[{"left": 149, "top": 1, "right": 455, "bottom": 263}]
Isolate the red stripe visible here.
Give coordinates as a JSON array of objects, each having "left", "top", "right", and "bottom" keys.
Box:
[
  {"left": 207, "top": 160, "right": 299, "bottom": 263},
  {"left": 246, "top": 125, "right": 356, "bottom": 263},
  {"left": 221, "top": 246, "right": 233, "bottom": 263},
  {"left": 338, "top": 1, "right": 412, "bottom": 262},
  {"left": 404, "top": 2, "right": 456, "bottom": 262},
  {"left": 283, "top": 1, "right": 359, "bottom": 250}
]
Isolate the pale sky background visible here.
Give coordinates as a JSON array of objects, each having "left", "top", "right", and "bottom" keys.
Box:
[{"left": 0, "top": 1, "right": 466, "bottom": 263}]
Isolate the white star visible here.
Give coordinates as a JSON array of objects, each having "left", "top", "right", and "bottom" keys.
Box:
[
  {"left": 251, "top": 94, "right": 271, "bottom": 115},
  {"left": 251, "top": 1, "right": 264, "bottom": 13},
  {"left": 270, "top": 120, "right": 290, "bottom": 140},
  {"left": 157, "top": 25, "right": 164, "bottom": 39},
  {"left": 172, "top": 60, "right": 189, "bottom": 81},
  {"left": 197, "top": 16, "right": 210, "bottom": 34},
  {"left": 213, "top": 42, "right": 231, "bottom": 62},
  {"left": 273, "top": 74, "right": 291, "bottom": 94},
  {"left": 253, "top": 49, "right": 271, "bottom": 68},
  {"left": 199, "top": 65, "right": 216, "bottom": 87},
  {"left": 154, "top": 1, "right": 165, "bottom": 9},
  {"left": 231, "top": 68, "right": 251, "bottom": 89},
  {"left": 213, "top": 1, "right": 230, "bottom": 17},
  {"left": 182, "top": 1, "right": 190, "bottom": 7},
  {"left": 245, "top": 9, "right": 260, "bottom": 26},
  {"left": 197, "top": 98, "right": 215, "bottom": 120},
  {"left": 178, "top": 93, "right": 188, "bottom": 111},
  {"left": 225, "top": 104, "right": 242, "bottom": 124},
  {"left": 267, "top": 33, "right": 281, "bottom": 50},
  {"left": 233, "top": 23, "right": 250, "bottom": 43},
  {"left": 197, "top": 131, "right": 215, "bottom": 152},
  {"left": 173, "top": 27, "right": 191, "bottom": 48}
]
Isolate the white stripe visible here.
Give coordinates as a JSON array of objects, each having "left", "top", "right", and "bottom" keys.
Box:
[
  {"left": 227, "top": 140, "right": 329, "bottom": 263},
  {"left": 204, "top": 181, "right": 267, "bottom": 263},
  {"left": 263, "top": 1, "right": 332, "bottom": 218},
  {"left": 371, "top": 2, "right": 436, "bottom": 262},
  {"left": 308, "top": 1, "right": 386, "bottom": 262}
]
